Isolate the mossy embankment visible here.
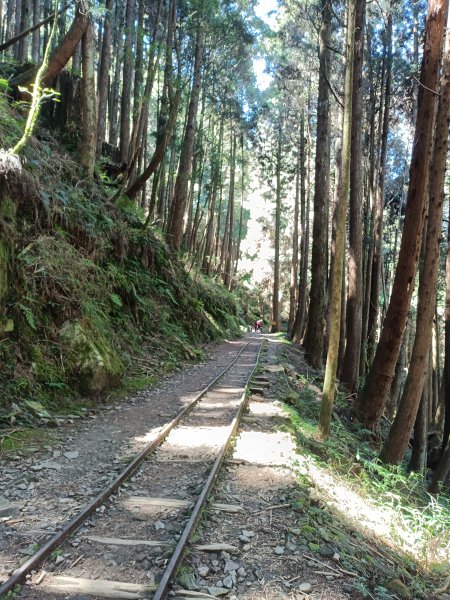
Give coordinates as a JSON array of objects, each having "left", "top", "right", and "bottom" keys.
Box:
[{"left": 0, "top": 94, "right": 247, "bottom": 427}]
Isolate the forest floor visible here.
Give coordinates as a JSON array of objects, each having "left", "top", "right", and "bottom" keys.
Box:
[{"left": 0, "top": 334, "right": 449, "bottom": 600}]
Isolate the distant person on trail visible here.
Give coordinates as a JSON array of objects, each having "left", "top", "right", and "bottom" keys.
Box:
[{"left": 253, "top": 319, "right": 263, "bottom": 333}]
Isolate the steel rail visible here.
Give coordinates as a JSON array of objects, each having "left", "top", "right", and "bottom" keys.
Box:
[
  {"left": 152, "top": 338, "right": 264, "bottom": 600},
  {"left": 0, "top": 338, "right": 254, "bottom": 597}
]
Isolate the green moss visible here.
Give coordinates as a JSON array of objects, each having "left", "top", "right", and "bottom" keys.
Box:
[{"left": 60, "top": 319, "right": 124, "bottom": 395}]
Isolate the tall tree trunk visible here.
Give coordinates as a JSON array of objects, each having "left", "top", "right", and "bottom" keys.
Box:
[
  {"left": 80, "top": 12, "right": 97, "bottom": 176},
  {"left": 133, "top": 0, "right": 145, "bottom": 119},
  {"left": 288, "top": 137, "right": 300, "bottom": 337},
  {"left": 367, "top": 12, "right": 392, "bottom": 364},
  {"left": 319, "top": 0, "right": 356, "bottom": 439},
  {"left": 31, "top": 0, "right": 40, "bottom": 62},
  {"left": 224, "top": 131, "right": 237, "bottom": 290},
  {"left": 119, "top": 0, "right": 135, "bottom": 163},
  {"left": 302, "top": 0, "right": 331, "bottom": 367},
  {"left": 443, "top": 184, "right": 450, "bottom": 455},
  {"left": 380, "top": 19, "right": 450, "bottom": 463},
  {"left": 202, "top": 113, "right": 224, "bottom": 275},
  {"left": 109, "top": 0, "right": 124, "bottom": 147},
  {"left": 96, "top": 0, "right": 113, "bottom": 159},
  {"left": 292, "top": 112, "right": 308, "bottom": 343},
  {"left": 17, "top": 0, "right": 29, "bottom": 61},
  {"left": 166, "top": 15, "right": 204, "bottom": 250},
  {"left": 340, "top": 0, "right": 366, "bottom": 392},
  {"left": 271, "top": 121, "right": 282, "bottom": 333},
  {"left": 358, "top": 0, "right": 448, "bottom": 429}
]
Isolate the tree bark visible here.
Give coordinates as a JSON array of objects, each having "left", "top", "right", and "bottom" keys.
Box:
[
  {"left": 119, "top": 0, "right": 135, "bottom": 163},
  {"left": 224, "top": 131, "right": 237, "bottom": 290},
  {"left": 80, "top": 13, "right": 97, "bottom": 176},
  {"left": 166, "top": 16, "right": 204, "bottom": 250},
  {"left": 288, "top": 137, "right": 300, "bottom": 336},
  {"left": 357, "top": 0, "right": 448, "bottom": 429},
  {"left": 302, "top": 0, "right": 331, "bottom": 368},
  {"left": 96, "top": 0, "right": 113, "bottom": 159},
  {"left": 271, "top": 121, "right": 282, "bottom": 333},
  {"left": 340, "top": 0, "right": 366, "bottom": 392},
  {"left": 292, "top": 111, "right": 308, "bottom": 344},
  {"left": 319, "top": 0, "right": 356, "bottom": 439},
  {"left": 367, "top": 12, "right": 392, "bottom": 365}
]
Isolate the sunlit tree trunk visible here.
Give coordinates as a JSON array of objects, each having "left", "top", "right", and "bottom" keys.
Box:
[
  {"left": 271, "top": 121, "right": 282, "bottom": 333},
  {"left": 319, "top": 0, "right": 356, "bottom": 439},
  {"left": 292, "top": 111, "right": 308, "bottom": 343},
  {"left": 358, "top": 0, "right": 448, "bottom": 429},
  {"left": 224, "top": 131, "right": 236, "bottom": 290},
  {"left": 288, "top": 139, "right": 300, "bottom": 336}
]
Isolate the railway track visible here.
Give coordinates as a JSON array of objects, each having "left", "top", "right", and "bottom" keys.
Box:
[{"left": 0, "top": 335, "right": 264, "bottom": 600}]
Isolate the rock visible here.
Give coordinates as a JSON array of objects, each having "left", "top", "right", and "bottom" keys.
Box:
[
  {"left": 59, "top": 320, "right": 124, "bottom": 395},
  {"left": 0, "top": 496, "right": 19, "bottom": 518},
  {"left": 224, "top": 560, "right": 240, "bottom": 573},
  {"left": 387, "top": 579, "right": 412, "bottom": 599},
  {"left": 32, "top": 460, "right": 62, "bottom": 471},
  {"left": 274, "top": 546, "right": 285, "bottom": 555},
  {"left": 333, "top": 552, "right": 340, "bottom": 561},
  {"left": 55, "top": 555, "right": 65, "bottom": 565},
  {"left": 64, "top": 451, "right": 79, "bottom": 459},
  {"left": 237, "top": 568, "right": 247, "bottom": 577},
  {"left": 343, "top": 583, "right": 353, "bottom": 593},
  {"left": 198, "top": 566, "right": 209, "bottom": 577},
  {"left": 220, "top": 551, "right": 231, "bottom": 560},
  {"left": 177, "top": 572, "right": 199, "bottom": 591},
  {"left": 207, "top": 587, "right": 229, "bottom": 597},
  {"left": 239, "top": 535, "right": 251, "bottom": 543},
  {"left": 154, "top": 521, "right": 165, "bottom": 530},
  {"left": 242, "top": 530, "right": 254, "bottom": 538},
  {"left": 16, "top": 483, "right": 27, "bottom": 490},
  {"left": 298, "top": 582, "right": 312, "bottom": 593},
  {"left": 318, "top": 544, "right": 336, "bottom": 557},
  {"left": 223, "top": 575, "right": 234, "bottom": 589}
]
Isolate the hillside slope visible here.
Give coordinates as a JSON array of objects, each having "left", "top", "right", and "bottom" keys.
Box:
[{"left": 0, "top": 95, "right": 245, "bottom": 426}]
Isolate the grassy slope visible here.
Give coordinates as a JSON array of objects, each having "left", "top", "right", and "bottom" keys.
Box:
[
  {"left": 279, "top": 342, "right": 450, "bottom": 600},
  {"left": 0, "top": 95, "right": 245, "bottom": 427}
]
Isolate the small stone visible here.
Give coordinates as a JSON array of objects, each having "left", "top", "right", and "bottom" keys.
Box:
[
  {"left": 207, "top": 587, "right": 229, "bottom": 597},
  {"left": 0, "top": 497, "right": 19, "bottom": 518},
  {"left": 242, "top": 530, "right": 254, "bottom": 538},
  {"left": 154, "top": 521, "right": 165, "bottom": 530},
  {"left": 55, "top": 555, "right": 65, "bottom": 565},
  {"left": 198, "top": 566, "right": 209, "bottom": 577},
  {"left": 239, "top": 535, "right": 251, "bottom": 543},
  {"left": 224, "top": 560, "right": 240, "bottom": 573},
  {"left": 223, "top": 575, "right": 234, "bottom": 589},
  {"left": 333, "top": 552, "right": 340, "bottom": 561},
  {"left": 16, "top": 483, "right": 27, "bottom": 490},
  {"left": 343, "top": 583, "right": 353, "bottom": 593},
  {"left": 237, "top": 568, "right": 247, "bottom": 577},
  {"left": 136, "top": 552, "right": 147, "bottom": 563},
  {"left": 63, "top": 451, "right": 79, "bottom": 459},
  {"left": 298, "top": 582, "right": 312, "bottom": 593},
  {"left": 220, "top": 551, "right": 231, "bottom": 560},
  {"left": 274, "top": 546, "right": 285, "bottom": 555}
]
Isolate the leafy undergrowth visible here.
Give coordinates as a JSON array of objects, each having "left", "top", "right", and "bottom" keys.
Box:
[
  {"left": 0, "top": 94, "right": 249, "bottom": 431},
  {"left": 281, "top": 350, "right": 450, "bottom": 600}
]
